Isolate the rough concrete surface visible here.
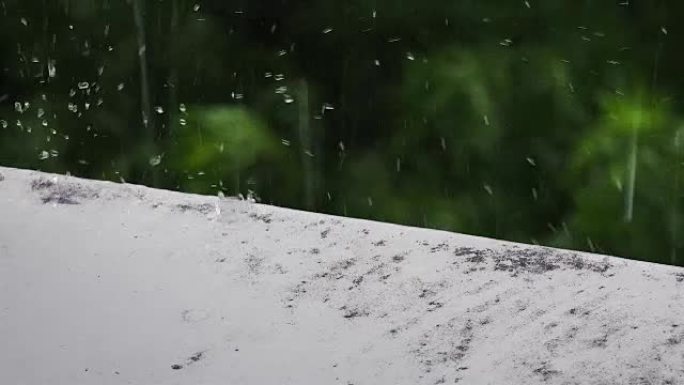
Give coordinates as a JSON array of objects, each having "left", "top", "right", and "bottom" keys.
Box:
[{"left": 0, "top": 166, "right": 682, "bottom": 385}]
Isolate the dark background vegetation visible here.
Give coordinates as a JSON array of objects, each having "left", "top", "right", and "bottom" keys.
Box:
[{"left": 1, "top": 0, "right": 683, "bottom": 266}]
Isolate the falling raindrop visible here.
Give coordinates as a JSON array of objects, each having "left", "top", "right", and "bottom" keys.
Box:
[
  {"left": 154, "top": 106, "right": 164, "bottom": 114},
  {"left": 179, "top": 103, "right": 187, "bottom": 113},
  {"left": 284, "top": 94, "right": 294, "bottom": 104},
  {"left": 149, "top": 154, "right": 162, "bottom": 167},
  {"left": 77, "top": 81, "right": 90, "bottom": 90},
  {"left": 281, "top": 139, "right": 291, "bottom": 146}
]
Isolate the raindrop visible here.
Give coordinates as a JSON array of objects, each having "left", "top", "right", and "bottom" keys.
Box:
[
  {"left": 322, "top": 103, "right": 335, "bottom": 113},
  {"left": 338, "top": 141, "right": 345, "bottom": 151},
  {"left": 406, "top": 52, "right": 415, "bottom": 61},
  {"left": 117, "top": 83, "right": 125, "bottom": 91},
  {"left": 284, "top": 94, "right": 294, "bottom": 104},
  {"left": 37, "top": 108, "right": 45, "bottom": 118},
  {"left": 41, "top": 120, "right": 48, "bottom": 127},
  {"left": 499, "top": 38, "right": 513, "bottom": 47},
  {"left": 47, "top": 60, "right": 56, "bottom": 78},
  {"left": 483, "top": 184, "right": 493, "bottom": 195},
  {"left": 281, "top": 139, "right": 291, "bottom": 146},
  {"left": 154, "top": 106, "right": 164, "bottom": 114},
  {"left": 526, "top": 157, "right": 536, "bottom": 166},
  {"left": 77, "top": 81, "right": 90, "bottom": 90},
  {"left": 179, "top": 118, "right": 187, "bottom": 126},
  {"left": 367, "top": 197, "right": 373, "bottom": 207},
  {"left": 149, "top": 154, "right": 162, "bottom": 167},
  {"left": 193, "top": 4, "right": 200, "bottom": 12},
  {"left": 322, "top": 27, "right": 333, "bottom": 34},
  {"left": 39, "top": 150, "right": 49, "bottom": 160},
  {"left": 661, "top": 27, "right": 668, "bottom": 35},
  {"left": 0, "top": 120, "right": 7, "bottom": 129},
  {"left": 20, "top": 18, "right": 28, "bottom": 27},
  {"left": 179, "top": 103, "right": 187, "bottom": 113}
]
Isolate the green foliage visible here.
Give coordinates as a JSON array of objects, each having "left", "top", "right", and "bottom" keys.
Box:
[{"left": 0, "top": 0, "right": 682, "bottom": 265}]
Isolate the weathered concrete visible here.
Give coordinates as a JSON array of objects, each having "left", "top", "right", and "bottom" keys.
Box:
[{"left": 0, "top": 166, "right": 682, "bottom": 385}]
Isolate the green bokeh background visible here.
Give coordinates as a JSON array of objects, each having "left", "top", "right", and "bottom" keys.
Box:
[{"left": 1, "top": 0, "right": 683, "bottom": 265}]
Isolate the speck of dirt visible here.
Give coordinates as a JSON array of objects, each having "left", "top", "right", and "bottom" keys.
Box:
[
  {"left": 171, "top": 364, "right": 183, "bottom": 370},
  {"left": 189, "top": 352, "right": 203, "bottom": 362},
  {"left": 675, "top": 273, "right": 684, "bottom": 283},
  {"left": 32, "top": 177, "right": 98, "bottom": 205},
  {"left": 392, "top": 255, "right": 405, "bottom": 262},
  {"left": 321, "top": 229, "right": 331, "bottom": 238},
  {"left": 249, "top": 213, "right": 272, "bottom": 223},
  {"left": 533, "top": 362, "right": 560, "bottom": 381},
  {"left": 373, "top": 240, "right": 386, "bottom": 246},
  {"left": 176, "top": 202, "right": 214, "bottom": 215}
]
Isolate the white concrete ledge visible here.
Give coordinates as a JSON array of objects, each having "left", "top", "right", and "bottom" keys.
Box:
[{"left": 0, "top": 166, "right": 683, "bottom": 385}]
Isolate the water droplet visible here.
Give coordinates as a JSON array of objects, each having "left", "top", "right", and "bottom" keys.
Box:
[
  {"left": 179, "top": 118, "right": 187, "bottom": 126},
  {"left": 39, "top": 150, "right": 49, "bottom": 160},
  {"left": 322, "top": 27, "right": 333, "bottom": 34},
  {"left": 149, "top": 155, "right": 162, "bottom": 167},
  {"left": 77, "top": 81, "right": 90, "bottom": 90},
  {"left": 281, "top": 139, "right": 291, "bottom": 146},
  {"left": 526, "top": 157, "right": 536, "bottom": 166},
  {"left": 483, "top": 184, "right": 493, "bottom": 195},
  {"left": 406, "top": 52, "right": 415, "bottom": 61},
  {"left": 154, "top": 106, "right": 164, "bottom": 114},
  {"left": 20, "top": 18, "right": 28, "bottom": 27},
  {"left": 661, "top": 26, "right": 668, "bottom": 35},
  {"left": 193, "top": 4, "right": 200, "bottom": 11},
  {"left": 117, "top": 83, "right": 125, "bottom": 91},
  {"left": 47, "top": 60, "right": 57, "bottom": 78},
  {"left": 179, "top": 103, "right": 187, "bottom": 113},
  {"left": 284, "top": 94, "right": 294, "bottom": 104}
]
